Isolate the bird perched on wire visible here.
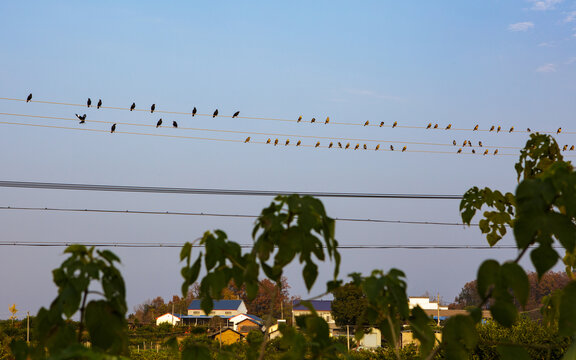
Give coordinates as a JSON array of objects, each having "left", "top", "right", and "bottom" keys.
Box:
[
  {"left": 325, "top": 117, "right": 330, "bottom": 124},
  {"left": 274, "top": 139, "right": 279, "bottom": 146},
  {"left": 173, "top": 121, "right": 178, "bottom": 128},
  {"left": 97, "top": 99, "right": 102, "bottom": 109},
  {"left": 346, "top": 143, "right": 350, "bottom": 149},
  {"left": 453, "top": 140, "right": 457, "bottom": 146},
  {"left": 156, "top": 118, "right": 162, "bottom": 128},
  {"left": 509, "top": 127, "right": 514, "bottom": 133},
  {"left": 390, "top": 145, "right": 394, "bottom": 151},
  {"left": 446, "top": 124, "right": 452, "bottom": 130},
  {"left": 354, "top": 144, "right": 359, "bottom": 150},
  {"left": 213, "top": 109, "right": 218, "bottom": 118},
  {"left": 434, "top": 124, "right": 438, "bottom": 129},
  {"left": 26, "top": 93, "right": 32, "bottom": 102},
  {"left": 192, "top": 107, "right": 197, "bottom": 117},
  {"left": 316, "top": 142, "right": 321, "bottom": 148},
  {"left": 462, "top": 140, "right": 467, "bottom": 147},
  {"left": 111, "top": 124, "right": 116, "bottom": 133},
  {"left": 285, "top": 139, "right": 290, "bottom": 146},
  {"left": 297, "top": 116, "right": 302, "bottom": 123},
  {"left": 151, "top": 104, "right": 155, "bottom": 113},
  {"left": 75, "top": 114, "right": 86, "bottom": 124},
  {"left": 130, "top": 103, "right": 136, "bottom": 111},
  {"left": 427, "top": 123, "right": 432, "bottom": 129},
  {"left": 484, "top": 149, "right": 489, "bottom": 155},
  {"left": 375, "top": 144, "right": 380, "bottom": 151},
  {"left": 329, "top": 142, "right": 333, "bottom": 148},
  {"left": 563, "top": 145, "right": 568, "bottom": 151},
  {"left": 311, "top": 117, "right": 316, "bottom": 123},
  {"left": 297, "top": 140, "right": 301, "bottom": 146},
  {"left": 472, "top": 149, "right": 476, "bottom": 154},
  {"left": 233, "top": 111, "right": 240, "bottom": 118},
  {"left": 87, "top": 98, "right": 92, "bottom": 108},
  {"left": 364, "top": 120, "right": 369, "bottom": 126},
  {"left": 527, "top": 128, "right": 531, "bottom": 132},
  {"left": 245, "top": 137, "right": 251, "bottom": 143},
  {"left": 571, "top": 145, "right": 575, "bottom": 151},
  {"left": 393, "top": 121, "right": 398, "bottom": 128},
  {"left": 490, "top": 126, "right": 495, "bottom": 132},
  {"left": 380, "top": 122, "right": 384, "bottom": 127},
  {"left": 402, "top": 146, "right": 407, "bottom": 152},
  {"left": 266, "top": 138, "right": 271, "bottom": 144},
  {"left": 479, "top": 141, "right": 483, "bottom": 147},
  {"left": 473, "top": 125, "right": 478, "bottom": 131},
  {"left": 468, "top": 140, "right": 472, "bottom": 146},
  {"left": 558, "top": 128, "right": 562, "bottom": 134},
  {"left": 457, "top": 148, "right": 462, "bottom": 154},
  {"left": 494, "top": 149, "right": 498, "bottom": 155},
  {"left": 338, "top": 142, "right": 342, "bottom": 148},
  {"left": 497, "top": 126, "right": 501, "bottom": 132},
  {"left": 363, "top": 144, "right": 367, "bottom": 150}
]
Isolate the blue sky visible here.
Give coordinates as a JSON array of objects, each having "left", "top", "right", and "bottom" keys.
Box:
[{"left": 0, "top": 0, "right": 575, "bottom": 318}]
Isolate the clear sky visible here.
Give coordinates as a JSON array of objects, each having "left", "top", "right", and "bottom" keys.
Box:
[{"left": 1, "top": 0, "right": 575, "bottom": 318}]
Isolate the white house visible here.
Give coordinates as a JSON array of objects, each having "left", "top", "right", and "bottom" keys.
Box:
[
  {"left": 408, "top": 297, "right": 448, "bottom": 310},
  {"left": 155, "top": 313, "right": 181, "bottom": 326}
]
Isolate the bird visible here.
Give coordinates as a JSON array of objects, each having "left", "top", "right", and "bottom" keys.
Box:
[
  {"left": 266, "top": 138, "right": 271, "bottom": 144},
  {"left": 26, "top": 93, "right": 32, "bottom": 102},
  {"left": 472, "top": 149, "right": 476, "bottom": 154},
  {"left": 97, "top": 99, "right": 102, "bottom": 109},
  {"left": 151, "top": 104, "right": 155, "bottom": 113},
  {"left": 473, "top": 125, "right": 478, "bottom": 131},
  {"left": 375, "top": 144, "right": 380, "bottom": 151},
  {"left": 245, "top": 137, "right": 251, "bottom": 143},
  {"left": 156, "top": 119, "right": 162, "bottom": 128},
  {"left": 329, "top": 142, "right": 333, "bottom": 148},
  {"left": 213, "top": 109, "right": 218, "bottom": 118},
  {"left": 338, "top": 142, "right": 342, "bottom": 148},
  {"left": 453, "top": 140, "right": 457, "bottom": 146},
  {"left": 479, "top": 141, "right": 483, "bottom": 147},
  {"left": 571, "top": 145, "right": 575, "bottom": 151},
  {"left": 325, "top": 117, "right": 330, "bottom": 124},
  {"left": 509, "top": 127, "right": 514, "bottom": 133},
  {"left": 87, "top": 98, "right": 92, "bottom": 108},
  {"left": 463, "top": 140, "right": 467, "bottom": 147},
  {"left": 363, "top": 144, "right": 367, "bottom": 150},
  {"left": 297, "top": 116, "right": 302, "bottom": 123},
  {"left": 527, "top": 128, "right": 531, "bottom": 132},
  {"left": 130, "top": 103, "right": 136, "bottom": 111},
  {"left": 111, "top": 123, "right": 116, "bottom": 133},
  {"left": 285, "top": 139, "right": 290, "bottom": 146},
  {"left": 457, "top": 148, "right": 462, "bottom": 154},
  {"left": 402, "top": 146, "right": 407, "bottom": 152},
  {"left": 297, "top": 140, "right": 301, "bottom": 146},
  {"left": 346, "top": 143, "right": 350, "bottom": 149},
  {"left": 354, "top": 144, "right": 359, "bottom": 150},
  {"left": 233, "top": 111, "right": 240, "bottom": 118},
  {"left": 311, "top": 117, "right": 316, "bottom": 123},
  {"left": 364, "top": 120, "right": 369, "bottom": 126},
  {"left": 484, "top": 149, "right": 489, "bottom": 155},
  {"left": 468, "top": 140, "right": 472, "bottom": 146},
  {"left": 192, "top": 107, "right": 197, "bottom": 117},
  {"left": 274, "top": 139, "right": 278, "bottom": 146},
  {"left": 380, "top": 122, "right": 384, "bottom": 127},
  {"left": 497, "top": 126, "right": 501, "bottom": 132},
  {"left": 393, "top": 121, "right": 398, "bottom": 128},
  {"left": 316, "top": 142, "right": 321, "bottom": 148},
  {"left": 427, "top": 123, "right": 432, "bottom": 129},
  {"left": 490, "top": 126, "right": 495, "bottom": 132},
  {"left": 558, "top": 128, "right": 562, "bottom": 134},
  {"left": 494, "top": 149, "right": 498, "bottom": 155},
  {"left": 173, "top": 121, "right": 178, "bottom": 128},
  {"left": 563, "top": 145, "right": 568, "bottom": 151},
  {"left": 390, "top": 145, "right": 394, "bottom": 151},
  {"left": 433, "top": 124, "right": 438, "bottom": 129},
  {"left": 75, "top": 114, "right": 86, "bottom": 124},
  {"left": 446, "top": 124, "right": 452, "bottom": 130}
]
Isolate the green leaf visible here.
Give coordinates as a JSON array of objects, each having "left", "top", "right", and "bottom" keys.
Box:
[
  {"left": 501, "top": 262, "right": 529, "bottom": 307},
  {"left": 497, "top": 345, "right": 531, "bottom": 360},
  {"left": 477, "top": 260, "right": 500, "bottom": 299},
  {"left": 182, "top": 343, "right": 211, "bottom": 360},
  {"left": 409, "top": 306, "right": 435, "bottom": 356},
  {"left": 490, "top": 300, "right": 517, "bottom": 328},
  {"left": 84, "top": 300, "right": 128, "bottom": 354},
  {"left": 303, "top": 262, "right": 318, "bottom": 291},
  {"left": 559, "top": 281, "right": 576, "bottom": 336},
  {"left": 530, "top": 243, "right": 559, "bottom": 278},
  {"left": 180, "top": 242, "right": 192, "bottom": 262}
]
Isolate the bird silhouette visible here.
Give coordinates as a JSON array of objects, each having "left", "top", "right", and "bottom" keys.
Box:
[
  {"left": 97, "top": 99, "right": 102, "bottom": 109},
  {"left": 87, "top": 98, "right": 91, "bottom": 108},
  {"left": 233, "top": 111, "right": 240, "bottom": 118},
  {"left": 285, "top": 139, "right": 290, "bottom": 146},
  {"left": 75, "top": 114, "right": 86, "bottom": 124},
  {"left": 509, "top": 127, "right": 514, "bottom": 133},
  {"left": 173, "top": 121, "right": 178, "bottom": 128},
  {"left": 497, "top": 126, "right": 501, "bottom": 132},
  {"left": 363, "top": 144, "right": 367, "bottom": 150},
  {"left": 402, "top": 146, "right": 407, "bottom": 152},
  {"left": 274, "top": 139, "right": 278, "bottom": 146},
  {"left": 527, "top": 128, "right": 531, "bottom": 132},
  {"left": 490, "top": 126, "right": 495, "bottom": 132},
  {"left": 453, "top": 140, "right": 457, "bottom": 146},
  {"left": 297, "top": 116, "right": 302, "bottom": 123},
  {"left": 354, "top": 144, "right": 359, "bottom": 150},
  {"left": 316, "top": 142, "right": 321, "bottom": 148},
  {"left": 297, "top": 140, "right": 301, "bottom": 146},
  {"left": 494, "top": 149, "right": 498, "bottom": 155},
  {"left": 311, "top": 117, "right": 316, "bottom": 123},
  {"left": 434, "top": 124, "right": 438, "bottom": 129},
  {"left": 457, "top": 148, "right": 462, "bottom": 154},
  {"left": 364, "top": 120, "right": 369, "bottom": 126},
  {"left": 346, "top": 143, "right": 350, "bottom": 149},
  {"left": 390, "top": 145, "right": 394, "bottom": 151},
  {"left": 325, "top": 117, "right": 330, "bottom": 124},
  {"left": 329, "top": 142, "right": 333, "bottom": 148},
  {"left": 111, "top": 124, "right": 116, "bottom": 133},
  {"left": 473, "top": 125, "right": 478, "bottom": 131},
  {"left": 393, "top": 121, "right": 398, "bottom": 128},
  {"left": 26, "top": 93, "right": 32, "bottom": 102},
  {"left": 213, "top": 109, "right": 218, "bottom": 118},
  {"left": 245, "top": 137, "right": 251, "bottom": 143},
  {"left": 380, "top": 122, "right": 384, "bottom": 127},
  {"left": 338, "top": 142, "right": 342, "bottom": 148},
  {"left": 479, "top": 141, "right": 483, "bottom": 147},
  {"left": 484, "top": 149, "right": 489, "bottom": 155},
  {"left": 156, "top": 118, "right": 162, "bottom": 128},
  {"left": 375, "top": 144, "right": 380, "bottom": 151},
  {"left": 463, "top": 140, "right": 467, "bottom": 147},
  {"left": 192, "top": 107, "right": 197, "bottom": 117},
  {"left": 427, "top": 123, "right": 432, "bottom": 129},
  {"left": 130, "top": 103, "right": 136, "bottom": 111},
  {"left": 563, "top": 145, "right": 568, "bottom": 151},
  {"left": 446, "top": 124, "right": 452, "bottom": 130},
  {"left": 266, "top": 138, "right": 271, "bottom": 144},
  {"left": 571, "top": 145, "right": 575, "bottom": 151},
  {"left": 472, "top": 149, "right": 476, "bottom": 154},
  {"left": 557, "top": 128, "right": 562, "bottom": 134},
  {"left": 151, "top": 104, "right": 155, "bottom": 113}
]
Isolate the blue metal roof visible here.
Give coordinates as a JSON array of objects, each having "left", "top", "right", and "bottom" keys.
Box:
[
  {"left": 188, "top": 299, "right": 244, "bottom": 311},
  {"left": 292, "top": 300, "right": 332, "bottom": 311}
]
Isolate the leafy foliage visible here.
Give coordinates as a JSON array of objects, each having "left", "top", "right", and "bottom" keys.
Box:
[{"left": 331, "top": 282, "right": 367, "bottom": 326}]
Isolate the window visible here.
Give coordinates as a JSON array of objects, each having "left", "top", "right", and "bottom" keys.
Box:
[
  {"left": 225, "top": 311, "right": 232, "bottom": 315},
  {"left": 193, "top": 311, "right": 200, "bottom": 314}
]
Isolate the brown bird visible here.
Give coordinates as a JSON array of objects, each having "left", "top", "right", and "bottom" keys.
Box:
[
  {"left": 297, "top": 116, "right": 302, "bottom": 123},
  {"left": 453, "top": 140, "right": 457, "bottom": 146},
  {"left": 479, "top": 141, "right": 483, "bottom": 147},
  {"left": 509, "top": 127, "right": 514, "bottom": 133},
  {"left": 151, "top": 104, "right": 155, "bottom": 113},
  {"left": 473, "top": 125, "right": 478, "bottom": 131},
  {"left": 233, "top": 111, "right": 240, "bottom": 118},
  {"left": 315, "top": 142, "right": 321, "bottom": 148},
  {"left": 285, "top": 139, "right": 290, "bottom": 146},
  {"left": 297, "top": 140, "right": 301, "bottom": 146},
  {"left": 111, "top": 123, "right": 116, "bottom": 133},
  {"left": 156, "top": 118, "right": 162, "bottom": 128},
  {"left": 213, "top": 109, "right": 218, "bottom": 118},
  {"left": 354, "top": 144, "right": 359, "bottom": 150},
  {"left": 490, "top": 126, "right": 495, "bottom": 132},
  {"left": 393, "top": 121, "right": 398, "bottom": 128},
  {"left": 402, "top": 146, "right": 407, "bottom": 152},
  {"left": 266, "top": 138, "right": 271, "bottom": 144},
  {"left": 274, "top": 139, "right": 278, "bottom": 146},
  {"left": 329, "top": 142, "right": 333, "bottom": 148},
  {"left": 130, "top": 102, "right": 136, "bottom": 111},
  {"left": 346, "top": 143, "right": 350, "bottom": 149},
  {"left": 446, "top": 124, "right": 452, "bottom": 130},
  {"left": 75, "top": 114, "right": 86, "bottom": 124},
  {"left": 364, "top": 120, "right": 369, "bottom": 126},
  {"left": 380, "top": 121, "right": 384, "bottom": 127},
  {"left": 97, "top": 99, "right": 102, "bottom": 109},
  {"left": 527, "top": 128, "right": 531, "bottom": 132},
  {"left": 390, "top": 145, "right": 394, "bottom": 151},
  {"left": 87, "top": 98, "right": 92, "bottom": 108},
  {"left": 375, "top": 144, "right": 380, "bottom": 151},
  {"left": 427, "top": 123, "right": 432, "bottom": 129},
  {"left": 434, "top": 124, "right": 438, "bottom": 129},
  {"left": 325, "top": 117, "right": 330, "bottom": 124},
  {"left": 363, "top": 144, "right": 367, "bottom": 150},
  {"left": 484, "top": 149, "right": 489, "bottom": 155},
  {"left": 457, "top": 148, "right": 462, "bottom": 154},
  {"left": 463, "top": 140, "right": 467, "bottom": 147},
  {"left": 245, "top": 137, "right": 251, "bottom": 143},
  {"left": 497, "top": 126, "right": 501, "bottom": 132},
  {"left": 338, "top": 142, "right": 342, "bottom": 148},
  {"left": 563, "top": 145, "right": 568, "bottom": 151},
  {"left": 173, "top": 121, "right": 178, "bottom": 128},
  {"left": 311, "top": 117, "right": 316, "bottom": 123},
  {"left": 557, "top": 128, "right": 562, "bottom": 134},
  {"left": 468, "top": 140, "right": 472, "bottom": 146},
  {"left": 571, "top": 145, "right": 575, "bottom": 151},
  {"left": 192, "top": 107, "right": 197, "bottom": 117},
  {"left": 26, "top": 93, "right": 32, "bottom": 102},
  {"left": 494, "top": 149, "right": 498, "bottom": 155},
  {"left": 472, "top": 149, "right": 476, "bottom": 154}
]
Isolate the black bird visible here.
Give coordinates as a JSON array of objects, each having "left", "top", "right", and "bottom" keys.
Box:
[
  {"left": 380, "top": 122, "right": 384, "bottom": 127},
  {"left": 390, "top": 145, "right": 394, "bottom": 151},
  {"left": 87, "top": 98, "right": 91, "bottom": 107},
  {"left": 97, "top": 99, "right": 102, "bottom": 109},
  {"left": 338, "top": 142, "right": 342, "bottom": 148},
  {"left": 233, "top": 111, "right": 240, "bottom": 118},
  {"left": 311, "top": 117, "right": 316, "bottom": 123},
  {"left": 192, "top": 107, "right": 197, "bottom": 117},
  {"left": 213, "top": 109, "right": 218, "bottom": 118},
  {"left": 130, "top": 103, "right": 136, "bottom": 111},
  {"left": 173, "top": 121, "right": 178, "bottom": 128},
  {"left": 75, "top": 114, "right": 86, "bottom": 124},
  {"left": 151, "top": 104, "right": 156, "bottom": 113},
  {"left": 156, "top": 118, "right": 162, "bottom": 128},
  {"left": 297, "top": 116, "right": 302, "bottom": 123},
  {"left": 111, "top": 123, "right": 116, "bottom": 133},
  {"left": 26, "top": 93, "right": 32, "bottom": 102},
  {"left": 453, "top": 140, "right": 457, "bottom": 146}
]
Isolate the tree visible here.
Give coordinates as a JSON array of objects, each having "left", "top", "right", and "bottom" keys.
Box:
[
  {"left": 228, "top": 277, "right": 292, "bottom": 319},
  {"left": 331, "top": 282, "right": 367, "bottom": 326}
]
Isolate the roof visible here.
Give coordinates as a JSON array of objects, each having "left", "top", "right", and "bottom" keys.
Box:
[
  {"left": 188, "top": 299, "right": 244, "bottom": 311},
  {"left": 155, "top": 313, "right": 181, "bottom": 320},
  {"left": 230, "top": 313, "right": 263, "bottom": 323},
  {"left": 180, "top": 315, "right": 234, "bottom": 320},
  {"left": 292, "top": 300, "right": 332, "bottom": 312}
]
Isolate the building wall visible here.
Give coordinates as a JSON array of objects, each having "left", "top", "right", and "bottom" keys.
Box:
[
  {"left": 215, "top": 330, "right": 243, "bottom": 345},
  {"left": 156, "top": 314, "right": 180, "bottom": 326},
  {"left": 293, "top": 310, "right": 334, "bottom": 324},
  {"left": 237, "top": 319, "right": 261, "bottom": 335}
]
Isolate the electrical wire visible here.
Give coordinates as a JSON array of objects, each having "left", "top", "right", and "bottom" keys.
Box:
[{"left": 0, "top": 205, "right": 483, "bottom": 227}]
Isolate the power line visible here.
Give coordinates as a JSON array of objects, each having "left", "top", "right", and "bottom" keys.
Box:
[
  {"left": 0, "top": 180, "right": 464, "bottom": 199},
  {"left": 0, "top": 205, "right": 481, "bottom": 227}
]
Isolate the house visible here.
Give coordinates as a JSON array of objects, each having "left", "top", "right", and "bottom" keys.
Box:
[
  {"left": 408, "top": 297, "right": 448, "bottom": 311},
  {"left": 229, "top": 314, "right": 263, "bottom": 334},
  {"left": 155, "top": 313, "right": 181, "bottom": 326},
  {"left": 210, "top": 328, "right": 245, "bottom": 345},
  {"left": 292, "top": 300, "right": 335, "bottom": 325},
  {"left": 188, "top": 299, "right": 247, "bottom": 317}
]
